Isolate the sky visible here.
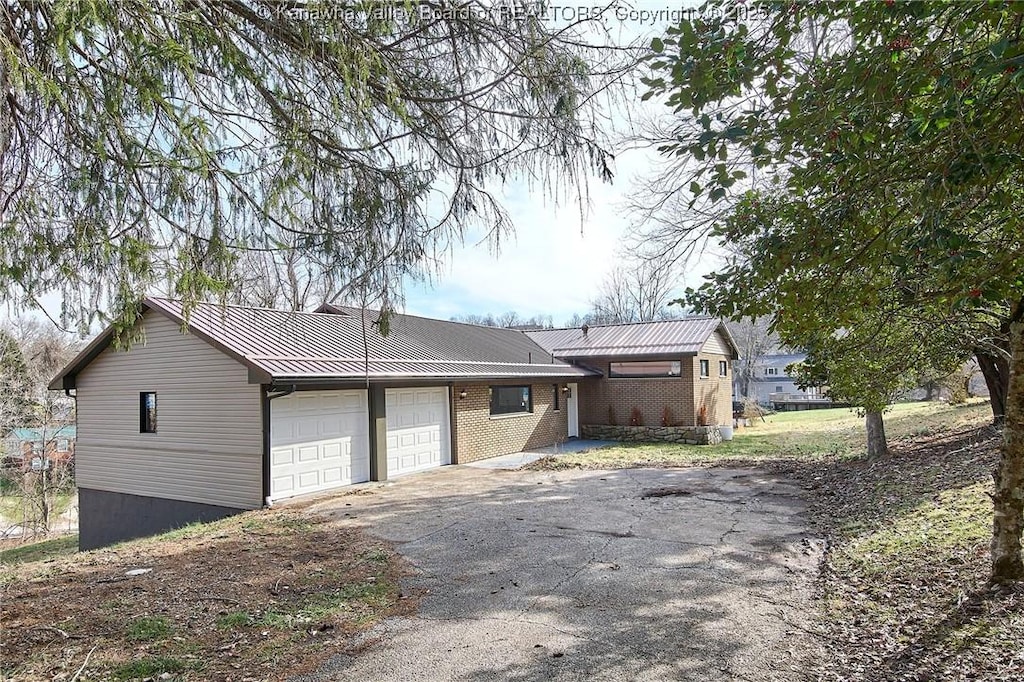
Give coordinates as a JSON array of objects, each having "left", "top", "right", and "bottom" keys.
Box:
[{"left": 402, "top": 144, "right": 718, "bottom": 325}]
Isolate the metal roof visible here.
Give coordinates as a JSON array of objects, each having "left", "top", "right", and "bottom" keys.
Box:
[
  {"left": 51, "top": 298, "right": 596, "bottom": 389},
  {"left": 525, "top": 317, "right": 739, "bottom": 359}
]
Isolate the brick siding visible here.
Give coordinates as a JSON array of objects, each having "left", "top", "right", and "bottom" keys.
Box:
[
  {"left": 577, "top": 356, "right": 695, "bottom": 428},
  {"left": 453, "top": 382, "right": 568, "bottom": 463},
  {"left": 578, "top": 354, "right": 733, "bottom": 428}
]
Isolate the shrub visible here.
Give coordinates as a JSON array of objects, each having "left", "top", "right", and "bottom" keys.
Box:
[
  {"left": 741, "top": 397, "right": 768, "bottom": 420},
  {"left": 629, "top": 407, "right": 643, "bottom": 426},
  {"left": 697, "top": 404, "right": 708, "bottom": 426},
  {"left": 661, "top": 406, "right": 674, "bottom": 427}
]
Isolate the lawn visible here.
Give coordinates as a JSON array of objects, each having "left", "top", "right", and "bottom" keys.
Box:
[
  {"left": 532, "top": 400, "right": 994, "bottom": 469},
  {"left": 535, "top": 399, "right": 1024, "bottom": 680},
  {"left": 0, "top": 509, "right": 414, "bottom": 681},
  {"left": 0, "top": 534, "right": 77, "bottom": 564}
]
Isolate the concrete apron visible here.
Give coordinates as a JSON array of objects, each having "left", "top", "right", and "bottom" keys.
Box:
[
  {"left": 297, "top": 465, "right": 822, "bottom": 682},
  {"left": 463, "top": 439, "right": 619, "bottom": 470}
]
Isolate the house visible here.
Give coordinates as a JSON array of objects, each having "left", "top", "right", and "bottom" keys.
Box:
[
  {"left": 2, "top": 425, "right": 76, "bottom": 470},
  {"left": 733, "top": 352, "right": 833, "bottom": 410},
  {"left": 50, "top": 298, "right": 736, "bottom": 549}
]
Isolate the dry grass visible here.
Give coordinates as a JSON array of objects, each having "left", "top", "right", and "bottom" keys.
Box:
[{"left": 0, "top": 510, "right": 415, "bottom": 681}]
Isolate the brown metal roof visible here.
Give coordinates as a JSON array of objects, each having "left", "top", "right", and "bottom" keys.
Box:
[
  {"left": 51, "top": 298, "right": 596, "bottom": 389},
  {"left": 524, "top": 317, "right": 739, "bottom": 359}
]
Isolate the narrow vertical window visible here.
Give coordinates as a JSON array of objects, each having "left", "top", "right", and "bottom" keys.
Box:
[
  {"left": 140, "top": 392, "right": 158, "bottom": 433},
  {"left": 553, "top": 384, "right": 560, "bottom": 411},
  {"left": 719, "top": 360, "right": 728, "bottom": 377},
  {"left": 700, "top": 359, "right": 710, "bottom": 378}
]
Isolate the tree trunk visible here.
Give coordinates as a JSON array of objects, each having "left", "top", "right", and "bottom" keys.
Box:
[
  {"left": 924, "top": 381, "right": 936, "bottom": 401},
  {"left": 977, "top": 347, "right": 1010, "bottom": 425},
  {"left": 990, "top": 320, "right": 1024, "bottom": 582},
  {"left": 865, "top": 411, "right": 888, "bottom": 458}
]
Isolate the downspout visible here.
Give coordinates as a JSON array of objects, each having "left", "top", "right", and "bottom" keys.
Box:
[{"left": 262, "top": 384, "right": 297, "bottom": 508}]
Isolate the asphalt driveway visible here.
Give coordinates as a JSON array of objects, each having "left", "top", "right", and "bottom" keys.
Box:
[{"left": 298, "top": 465, "right": 821, "bottom": 681}]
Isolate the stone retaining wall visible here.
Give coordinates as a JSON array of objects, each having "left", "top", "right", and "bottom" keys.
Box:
[{"left": 581, "top": 424, "right": 723, "bottom": 445}]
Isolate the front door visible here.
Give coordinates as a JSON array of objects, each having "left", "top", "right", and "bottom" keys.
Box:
[{"left": 566, "top": 383, "right": 579, "bottom": 438}]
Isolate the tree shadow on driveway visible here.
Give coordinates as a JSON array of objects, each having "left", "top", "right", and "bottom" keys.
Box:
[{"left": 296, "top": 466, "right": 822, "bottom": 681}]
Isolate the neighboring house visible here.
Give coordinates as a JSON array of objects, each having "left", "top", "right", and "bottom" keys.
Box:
[
  {"left": 51, "top": 298, "right": 736, "bottom": 549},
  {"left": 2, "top": 425, "right": 76, "bottom": 470},
  {"left": 734, "top": 352, "right": 833, "bottom": 409}
]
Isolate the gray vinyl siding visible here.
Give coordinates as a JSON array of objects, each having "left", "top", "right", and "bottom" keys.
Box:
[
  {"left": 701, "top": 330, "right": 732, "bottom": 357},
  {"left": 75, "top": 312, "right": 263, "bottom": 509}
]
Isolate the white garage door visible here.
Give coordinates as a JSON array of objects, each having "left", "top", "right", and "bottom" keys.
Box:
[
  {"left": 270, "top": 390, "right": 369, "bottom": 501},
  {"left": 385, "top": 387, "right": 450, "bottom": 477}
]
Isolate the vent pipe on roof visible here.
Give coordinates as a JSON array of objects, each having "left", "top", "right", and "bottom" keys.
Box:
[
  {"left": 581, "top": 323, "right": 589, "bottom": 338},
  {"left": 529, "top": 351, "right": 532, "bottom": 364}
]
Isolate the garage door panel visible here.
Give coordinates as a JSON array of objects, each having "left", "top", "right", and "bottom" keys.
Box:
[
  {"left": 385, "top": 387, "right": 450, "bottom": 478},
  {"left": 270, "top": 390, "right": 369, "bottom": 501},
  {"left": 273, "top": 476, "right": 294, "bottom": 495},
  {"left": 271, "top": 448, "right": 294, "bottom": 466}
]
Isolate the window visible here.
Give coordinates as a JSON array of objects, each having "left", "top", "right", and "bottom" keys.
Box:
[
  {"left": 609, "top": 360, "right": 681, "bottom": 378},
  {"left": 719, "top": 361, "right": 728, "bottom": 377},
  {"left": 552, "top": 384, "right": 560, "bottom": 411},
  {"left": 775, "top": 386, "right": 783, "bottom": 393},
  {"left": 56, "top": 439, "right": 69, "bottom": 452},
  {"left": 764, "top": 367, "right": 779, "bottom": 376},
  {"left": 699, "top": 359, "right": 710, "bottom": 378},
  {"left": 31, "top": 441, "right": 42, "bottom": 455},
  {"left": 140, "top": 392, "right": 158, "bottom": 433},
  {"left": 490, "top": 386, "right": 532, "bottom": 416}
]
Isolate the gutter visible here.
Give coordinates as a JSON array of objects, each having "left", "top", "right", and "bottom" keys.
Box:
[{"left": 262, "top": 384, "right": 297, "bottom": 507}]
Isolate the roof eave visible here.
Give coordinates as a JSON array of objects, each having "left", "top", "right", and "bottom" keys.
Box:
[
  {"left": 552, "top": 349, "right": 702, "bottom": 360},
  {"left": 266, "top": 370, "right": 599, "bottom": 383}
]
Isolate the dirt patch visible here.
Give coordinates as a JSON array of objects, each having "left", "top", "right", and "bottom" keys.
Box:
[{"left": 1, "top": 509, "right": 417, "bottom": 681}]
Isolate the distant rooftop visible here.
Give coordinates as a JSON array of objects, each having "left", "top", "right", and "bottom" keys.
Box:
[{"left": 6, "top": 425, "right": 76, "bottom": 442}]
